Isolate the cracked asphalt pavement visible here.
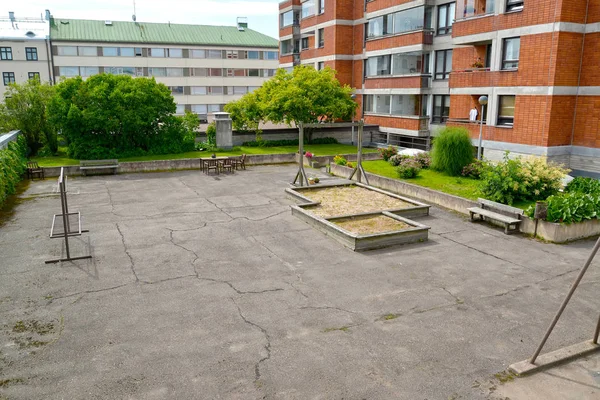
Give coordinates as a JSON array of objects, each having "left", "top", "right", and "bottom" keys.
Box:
[{"left": 1, "top": 165, "right": 599, "bottom": 399}]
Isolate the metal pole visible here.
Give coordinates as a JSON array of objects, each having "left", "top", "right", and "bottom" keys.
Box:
[
  {"left": 530, "top": 235, "right": 600, "bottom": 363},
  {"left": 59, "top": 175, "right": 71, "bottom": 260},
  {"left": 477, "top": 106, "right": 484, "bottom": 160},
  {"left": 351, "top": 117, "right": 355, "bottom": 146},
  {"left": 293, "top": 123, "right": 309, "bottom": 186},
  {"left": 593, "top": 314, "right": 600, "bottom": 344}
]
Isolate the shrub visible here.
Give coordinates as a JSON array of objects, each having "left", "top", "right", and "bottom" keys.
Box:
[
  {"left": 565, "top": 177, "right": 600, "bottom": 195},
  {"left": 0, "top": 135, "right": 27, "bottom": 208},
  {"left": 346, "top": 162, "right": 354, "bottom": 168},
  {"left": 388, "top": 154, "right": 409, "bottom": 167},
  {"left": 333, "top": 155, "right": 347, "bottom": 166},
  {"left": 525, "top": 192, "right": 600, "bottom": 224},
  {"left": 206, "top": 122, "right": 216, "bottom": 146},
  {"left": 378, "top": 146, "right": 397, "bottom": 161},
  {"left": 241, "top": 137, "right": 338, "bottom": 147},
  {"left": 480, "top": 153, "right": 569, "bottom": 205},
  {"left": 430, "top": 127, "right": 474, "bottom": 176},
  {"left": 311, "top": 137, "right": 338, "bottom": 144},
  {"left": 413, "top": 152, "right": 431, "bottom": 169},
  {"left": 396, "top": 158, "right": 422, "bottom": 179},
  {"left": 461, "top": 159, "right": 488, "bottom": 179}
]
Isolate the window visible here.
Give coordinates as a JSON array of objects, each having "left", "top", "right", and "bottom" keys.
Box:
[
  {"left": 169, "top": 86, "right": 184, "bottom": 95},
  {"left": 3, "top": 72, "right": 15, "bottom": 85},
  {"left": 318, "top": 28, "right": 325, "bottom": 48},
  {"left": 432, "top": 95, "right": 450, "bottom": 123},
  {"left": 209, "top": 68, "right": 222, "bottom": 76},
  {"left": 392, "top": 52, "right": 423, "bottom": 75},
  {"left": 149, "top": 48, "right": 165, "bottom": 57},
  {"left": 166, "top": 68, "right": 184, "bottom": 77},
  {"left": 103, "top": 47, "right": 119, "bottom": 56},
  {"left": 367, "top": 15, "right": 392, "bottom": 37},
  {"left": 281, "top": 39, "right": 293, "bottom": 55},
  {"left": 434, "top": 49, "right": 452, "bottom": 80},
  {"left": 302, "top": 0, "right": 315, "bottom": 18},
  {"left": 105, "top": 67, "right": 135, "bottom": 75},
  {"left": 191, "top": 86, "right": 207, "bottom": 95},
  {"left": 234, "top": 69, "right": 246, "bottom": 77},
  {"left": 301, "top": 37, "right": 309, "bottom": 50},
  {"left": 247, "top": 51, "right": 259, "bottom": 59},
  {"left": 176, "top": 104, "right": 185, "bottom": 114},
  {"left": 135, "top": 48, "right": 143, "bottom": 57},
  {"left": 506, "top": 0, "right": 524, "bottom": 12},
  {"left": 318, "top": 0, "right": 325, "bottom": 14},
  {"left": 209, "top": 86, "right": 223, "bottom": 95},
  {"left": 168, "top": 48, "right": 183, "bottom": 58},
  {"left": 391, "top": 95, "right": 420, "bottom": 116},
  {"left": 191, "top": 49, "right": 206, "bottom": 58},
  {"left": 264, "top": 51, "right": 278, "bottom": 60},
  {"left": 498, "top": 95, "right": 515, "bottom": 126},
  {"left": 485, "top": 43, "right": 492, "bottom": 68},
  {"left": 437, "top": 3, "right": 455, "bottom": 35},
  {"left": 25, "top": 47, "right": 38, "bottom": 61},
  {"left": 191, "top": 68, "right": 207, "bottom": 76},
  {"left": 264, "top": 69, "right": 276, "bottom": 77},
  {"left": 502, "top": 37, "right": 520, "bottom": 70},
  {"left": 57, "top": 46, "right": 77, "bottom": 56},
  {"left": 120, "top": 47, "right": 135, "bottom": 57},
  {"left": 80, "top": 67, "right": 99, "bottom": 76},
  {"left": 208, "top": 104, "right": 222, "bottom": 113},
  {"left": 364, "top": 95, "right": 391, "bottom": 114},
  {"left": 234, "top": 86, "right": 247, "bottom": 95},
  {"left": 59, "top": 66, "right": 79, "bottom": 77},
  {"left": 248, "top": 69, "right": 260, "bottom": 77},
  {"left": 135, "top": 67, "right": 144, "bottom": 77},
  {"left": 317, "top": 61, "right": 324, "bottom": 70},
  {"left": 208, "top": 50, "right": 222, "bottom": 59},
  {"left": 281, "top": 10, "right": 294, "bottom": 27},
  {"left": 1, "top": 47, "right": 13, "bottom": 60},
  {"left": 226, "top": 50, "right": 239, "bottom": 59},
  {"left": 248, "top": 86, "right": 260, "bottom": 93},
  {"left": 191, "top": 104, "right": 207, "bottom": 114},
  {"left": 365, "top": 55, "right": 391, "bottom": 77},
  {"left": 366, "top": 6, "right": 426, "bottom": 39},
  {"left": 148, "top": 67, "right": 166, "bottom": 77},
  {"left": 79, "top": 46, "right": 97, "bottom": 56},
  {"left": 28, "top": 72, "right": 40, "bottom": 80}
]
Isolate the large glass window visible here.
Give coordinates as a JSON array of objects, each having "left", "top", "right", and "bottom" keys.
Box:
[
  {"left": 367, "top": 15, "right": 391, "bottom": 38},
  {"left": 168, "top": 48, "right": 183, "bottom": 58},
  {"left": 3, "top": 72, "right": 15, "bottom": 85},
  {"left": 392, "top": 52, "right": 423, "bottom": 75},
  {"left": 57, "top": 46, "right": 77, "bottom": 56},
  {"left": 191, "top": 104, "right": 207, "bottom": 114},
  {"left": 234, "top": 86, "right": 248, "bottom": 95},
  {"left": 391, "top": 95, "right": 419, "bottom": 116},
  {"left": 149, "top": 48, "right": 165, "bottom": 57},
  {"left": 169, "top": 86, "right": 184, "bottom": 95},
  {"left": 120, "top": 47, "right": 135, "bottom": 57},
  {"left": 191, "top": 86, "right": 207, "bottom": 95},
  {"left": 302, "top": 0, "right": 315, "bottom": 18},
  {"left": 437, "top": 3, "right": 455, "bottom": 35},
  {"left": 28, "top": 72, "right": 40, "bottom": 80},
  {"left": 435, "top": 49, "right": 452, "bottom": 80},
  {"left": 148, "top": 67, "right": 166, "bottom": 77},
  {"left": 248, "top": 69, "right": 260, "bottom": 77},
  {"left": 498, "top": 95, "right": 515, "bottom": 126},
  {"left": 208, "top": 50, "right": 222, "bottom": 59},
  {"left": 191, "top": 68, "right": 207, "bottom": 76},
  {"left": 502, "top": 37, "right": 520, "bottom": 70},
  {"left": 79, "top": 46, "right": 97, "bottom": 56},
  {"left": 175, "top": 104, "right": 185, "bottom": 115},
  {"left": 59, "top": 66, "right": 79, "bottom": 77},
  {"left": 208, "top": 104, "right": 222, "bottom": 113},
  {"left": 25, "top": 47, "right": 38, "bottom": 61},
  {"left": 104, "top": 67, "right": 136, "bottom": 75},
  {"left": 432, "top": 95, "right": 450, "bottom": 123},
  {"left": 80, "top": 66, "right": 99, "bottom": 76},
  {"left": 166, "top": 68, "right": 183, "bottom": 77},
  {"left": 191, "top": 49, "right": 206, "bottom": 58},
  {"left": 281, "top": 10, "right": 294, "bottom": 27},
  {"left": 281, "top": 39, "right": 293, "bottom": 55},
  {"left": 319, "top": 0, "right": 325, "bottom": 14},
  {"left": 103, "top": 47, "right": 119, "bottom": 56},
  {"left": 506, "top": 0, "right": 524, "bottom": 12},
  {"left": 366, "top": 55, "right": 391, "bottom": 77},
  {"left": 247, "top": 51, "right": 259, "bottom": 59},
  {"left": 264, "top": 51, "right": 278, "bottom": 60},
  {"left": 366, "top": 6, "right": 426, "bottom": 39},
  {"left": 209, "top": 68, "right": 222, "bottom": 76},
  {"left": 364, "top": 95, "right": 391, "bottom": 114},
  {"left": 209, "top": 86, "right": 223, "bottom": 95}
]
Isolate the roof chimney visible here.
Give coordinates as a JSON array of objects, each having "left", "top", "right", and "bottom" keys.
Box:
[{"left": 237, "top": 17, "right": 248, "bottom": 31}]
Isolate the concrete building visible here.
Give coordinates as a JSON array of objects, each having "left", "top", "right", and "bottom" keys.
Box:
[
  {"left": 49, "top": 16, "right": 279, "bottom": 121},
  {"left": 279, "top": 0, "right": 600, "bottom": 176},
  {"left": 0, "top": 11, "right": 52, "bottom": 93}
]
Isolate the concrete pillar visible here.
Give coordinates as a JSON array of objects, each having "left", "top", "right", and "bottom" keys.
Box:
[{"left": 213, "top": 112, "right": 233, "bottom": 150}]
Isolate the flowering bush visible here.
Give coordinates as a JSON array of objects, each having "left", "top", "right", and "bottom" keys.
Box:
[
  {"left": 304, "top": 151, "right": 313, "bottom": 158},
  {"left": 333, "top": 155, "right": 347, "bottom": 166},
  {"left": 413, "top": 152, "right": 431, "bottom": 169},
  {"left": 378, "top": 146, "right": 397, "bottom": 161},
  {"left": 461, "top": 159, "right": 488, "bottom": 179},
  {"left": 480, "top": 153, "right": 569, "bottom": 205},
  {"left": 389, "top": 154, "right": 409, "bottom": 167},
  {"left": 346, "top": 162, "right": 354, "bottom": 168},
  {"left": 396, "top": 158, "right": 422, "bottom": 179}
]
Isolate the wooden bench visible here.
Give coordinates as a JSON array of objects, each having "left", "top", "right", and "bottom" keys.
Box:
[
  {"left": 468, "top": 198, "right": 523, "bottom": 234},
  {"left": 80, "top": 160, "right": 119, "bottom": 176},
  {"left": 27, "top": 161, "right": 44, "bottom": 180}
]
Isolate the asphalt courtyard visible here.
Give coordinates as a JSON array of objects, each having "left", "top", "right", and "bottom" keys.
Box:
[{"left": 0, "top": 164, "right": 599, "bottom": 400}]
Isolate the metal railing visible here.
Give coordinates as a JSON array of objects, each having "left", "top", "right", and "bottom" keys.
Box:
[{"left": 0, "top": 130, "right": 21, "bottom": 150}]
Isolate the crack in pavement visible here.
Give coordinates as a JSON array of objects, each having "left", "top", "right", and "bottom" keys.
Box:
[
  {"left": 48, "top": 283, "right": 132, "bottom": 303},
  {"left": 299, "top": 305, "right": 357, "bottom": 314},
  {"left": 231, "top": 297, "right": 271, "bottom": 383},
  {"left": 116, "top": 223, "right": 139, "bottom": 282},
  {"left": 440, "top": 287, "right": 465, "bottom": 304}
]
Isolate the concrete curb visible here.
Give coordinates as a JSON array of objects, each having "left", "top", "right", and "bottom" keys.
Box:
[{"left": 509, "top": 340, "right": 600, "bottom": 376}]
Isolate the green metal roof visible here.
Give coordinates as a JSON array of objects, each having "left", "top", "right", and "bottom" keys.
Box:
[{"left": 50, "top": 18, "right": 278, "bottom": 48}]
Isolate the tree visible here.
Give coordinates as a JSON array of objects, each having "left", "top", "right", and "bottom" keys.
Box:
[
  {"left": 0, "top": 78, "right": 57, "bottom": 155},
  {"left": 224, "top": 91, "right": 263, "bottom": 140},
  {"left": 48, "top": 74, "right": 194, "bottom": 159}
]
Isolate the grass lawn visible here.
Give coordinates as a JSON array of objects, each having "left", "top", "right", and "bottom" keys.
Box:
[
  {"left": 32, "top": 144, "right": 377, "bottom": 167},
  {"left": 362, "top": 160, "right": 535, "bottom": 210}
]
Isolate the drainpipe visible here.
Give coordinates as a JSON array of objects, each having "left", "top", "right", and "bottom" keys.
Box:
[{"left": 45, "top": 37, "right": 53, "bottom": 84}]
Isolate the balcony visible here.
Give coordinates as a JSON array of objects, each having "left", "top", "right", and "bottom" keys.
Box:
[{"left": 455, "top": 0, "right": 495, "bottom": 21}]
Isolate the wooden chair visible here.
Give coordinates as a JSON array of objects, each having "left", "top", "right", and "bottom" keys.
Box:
[
  {"left": 232, "top": 154, "right": 246, "bottom": 170},
  {"left": 27, "top": 161, "right": 44, "bottom": 180},
  {"left": 219, "top": 158, "right": 234, "bottom": 174},
  {"left": 204, "top": 159, "right": 219, "bottom": 175}
]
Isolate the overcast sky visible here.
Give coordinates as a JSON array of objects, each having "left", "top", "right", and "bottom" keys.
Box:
[{"left": 8, "top": 0, "right": 281, "bottom": 38}]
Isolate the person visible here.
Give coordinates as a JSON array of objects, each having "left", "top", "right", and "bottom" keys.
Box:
[{"left": 469, "top": 107, "right": 479, "bottom": 122}]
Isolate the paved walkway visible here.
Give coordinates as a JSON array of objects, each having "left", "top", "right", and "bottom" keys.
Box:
[{"left": 0, "top": 165, "right": 598, "bottom": 399}]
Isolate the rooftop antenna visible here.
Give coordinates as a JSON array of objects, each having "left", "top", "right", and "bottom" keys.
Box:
[{"left": 132, "top": 0, "right": 137, "bottom": 22}]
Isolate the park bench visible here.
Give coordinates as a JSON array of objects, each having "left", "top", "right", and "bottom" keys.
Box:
[
  {"left": 27, "top": 161, "right": 44, "bottom": 180},
  {"left": 80, "top": 160, "right": 119, "bottom": 176},
  {"left": 468, "top": 198, "right": 523, "bottom": 235}
]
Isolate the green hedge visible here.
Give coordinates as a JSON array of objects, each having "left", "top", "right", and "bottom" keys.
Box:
[
  {"left": 0, "top": 135, "right": 27, "bottom": 208},
  {"left": 241, "top": 137, "right": 338, "bottom": 147}
]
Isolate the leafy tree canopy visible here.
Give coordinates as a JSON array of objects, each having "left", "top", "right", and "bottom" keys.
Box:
[
  {"left": 48, "top": 74, "right": 195, "bottom": 159},
  {"left": 0, "top": 78, "right": 57, "bottom": 156}
]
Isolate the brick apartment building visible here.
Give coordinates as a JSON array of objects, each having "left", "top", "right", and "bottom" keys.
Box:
[{"left": 279, "top": 0, "right": 600, "bottom": 177}]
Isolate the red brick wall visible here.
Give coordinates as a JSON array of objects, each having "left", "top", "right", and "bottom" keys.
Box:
[
  {"left": 334, "top": 25, "right": 354, "bottom": 55},
  {"left": 558, "top": 0, "right": 589, "bottom": 23},
  {"left": 280, "top": 26, "right": 293, "bottom": 37},
  {"left": 352, "top": 24, "right": 364, "bottom": 55},
  {"left": 333, "top": 0, "right": 355, "bottom": 20},
  {"left": 588, "top": 1, "right": 600, "bottom": 23},
  {"left": 579, "top": 33, "right": 600, "bottom": 87},
  {"left": 279, "top": 54, "right": 294, "bottom": 65},
  {"left": 365, "top": 115, "right": 421, "bottom": 131},
  {"left": 352, "top": 59, "right": 363, "bottom": 89},
  {"left": 365, "top": 31, "right": 425, "bottom": 52},
  {"left": 331, "top": 60, "right": 354, "bottom": 87},
  {"left": 365, "top": 0, "right": 417, "bottom": 14},
  {"left": 551, "top": 32, "right": 584, "bottom": 86},
  {"left": 364, "top": 76, "right": 423, "bottom": 89},
  {"left": 546, "top": 96, "right": 577, "bottom": 146},
  {"left": 573, "top": 97, "right": 600, "bottom": 147}
]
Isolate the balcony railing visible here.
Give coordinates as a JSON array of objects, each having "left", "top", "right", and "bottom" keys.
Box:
[{"left": 456, "top": 0, "right": 495, "bottom": 21}]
